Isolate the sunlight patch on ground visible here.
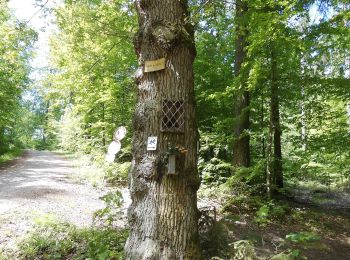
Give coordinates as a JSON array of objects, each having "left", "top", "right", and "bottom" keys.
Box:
[{"left": 0, "top": 199, "right": 20, "bottom": 214}]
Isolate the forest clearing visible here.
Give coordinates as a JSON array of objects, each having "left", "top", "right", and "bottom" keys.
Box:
[{"left": 1, "top": 0, "right": 350, "bottom": 259}]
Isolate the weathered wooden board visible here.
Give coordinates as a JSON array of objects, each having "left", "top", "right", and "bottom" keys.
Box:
[{"left": 145, "top": 58, "right": 166, "bottom": 72}]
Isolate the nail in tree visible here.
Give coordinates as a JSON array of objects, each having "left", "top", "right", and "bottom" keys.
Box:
[{"left": 125, "top": 0, "right": 201, "bottom": 259}]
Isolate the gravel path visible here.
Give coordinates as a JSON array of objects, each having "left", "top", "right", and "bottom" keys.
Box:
[{"left": 0, "top": 150, "right": 105, "bottom": 252}]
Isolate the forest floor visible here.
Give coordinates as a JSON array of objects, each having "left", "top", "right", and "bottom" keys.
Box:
[
  {"left": 199, "top": 185, "right": 350, "bottom": 259},
  {"left": 0, "top": 151, "right": 349, "bottom": 259},
  {"left": 228, "top": 201, "right": 350, "bottom": 259},
  {"left": 0, "top": 150, "right": 107, "bottom": 257}
]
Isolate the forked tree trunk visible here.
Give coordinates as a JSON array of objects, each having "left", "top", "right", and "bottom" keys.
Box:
[
  {"left": 233, "top": 0, "right": 250, "bottom": 167},
  {"left": 125, "top": 1, "right": 201, "bottom": 259}
]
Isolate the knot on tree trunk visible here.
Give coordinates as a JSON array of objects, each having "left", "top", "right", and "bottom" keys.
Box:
[
  {"left": 134, "top": 21, "right": 194, "bottom": 56},
  {"left": 128, "top": 164, "right": 149, "bottom": 198},
  {"left": 151, "top": 22, "right": 191, "bottom": 50},
  {"left": 152, "top": 22, "right": 195, "bottom": 53},
  {"left": 152, "top": 24, "right": 177, "bottom": 49},
  {"left": 139, "top": 155, "right": 158, "bottom": 179},
  {"left": 132, "top": 100, "right": 155, "bottom": 131}
]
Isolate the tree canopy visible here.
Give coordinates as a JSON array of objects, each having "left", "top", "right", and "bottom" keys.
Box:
[{"left": 0, "top": 2, "right": 36, "bottom": 153}]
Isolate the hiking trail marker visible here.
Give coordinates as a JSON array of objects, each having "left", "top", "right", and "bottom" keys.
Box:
[
  {"left": 105, "top": 126, "right": 126, "bottom": 163},
  {"left": 147, "top": 136, "right": 158, "bottom": 151}
]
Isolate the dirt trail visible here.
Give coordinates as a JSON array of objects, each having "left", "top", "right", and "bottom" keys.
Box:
[{"left": 0, "top": 150, "right": 105, "bottom": 252}]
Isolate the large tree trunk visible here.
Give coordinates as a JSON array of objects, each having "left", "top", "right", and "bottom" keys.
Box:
[
  {"left": 233, "top": 0, "right": 250, "bottom": 167},
  {"left": 125, "top": 1, "right": 201, "bottom": 259}
]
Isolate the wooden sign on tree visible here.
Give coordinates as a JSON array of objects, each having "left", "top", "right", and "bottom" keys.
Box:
[{"left": 144, "top": 58, "right": 166, "bottom": 72}]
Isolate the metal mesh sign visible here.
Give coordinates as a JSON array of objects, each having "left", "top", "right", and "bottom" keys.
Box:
[{"left": 161, "top": 100, "right": 184, "bottom": 133}]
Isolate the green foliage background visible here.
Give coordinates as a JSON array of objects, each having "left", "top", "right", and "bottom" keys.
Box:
[
  {"left": 1, "top": 0, "right": 350, "bottom": 259},
  {"left": 1, "top": 0, "right": 349, "bottom": 189}
]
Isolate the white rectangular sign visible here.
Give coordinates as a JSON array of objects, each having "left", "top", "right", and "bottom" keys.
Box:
[{"left": 147, "top": 137, "right": 158, "bottom": 151}]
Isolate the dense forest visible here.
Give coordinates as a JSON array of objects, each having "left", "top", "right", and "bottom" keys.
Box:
[
  {"left": 1, "top": 0, "right": 350, "bottom": 259},
  {"left": 0, "top": 1, "right": 37, "bottom": 156}
]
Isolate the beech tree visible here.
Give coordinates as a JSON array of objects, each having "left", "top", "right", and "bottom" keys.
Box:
[
  {"left": 266, "top": 45, "right": 283, "bottom": 198},
  {"left": 124, "top": 0, "right": 201, "bottom": 259},
  {"left": 0, "top": 2, "right": 36, "bottom": 153},
  {"left": 233, "top": 0, "right": 250, "bottom": 168}
]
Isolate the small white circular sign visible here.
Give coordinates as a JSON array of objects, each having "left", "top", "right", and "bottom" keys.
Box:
[
  {"left": 108, "top": 141, "right": 121, "bottom": 155},
  {"left": 114, "top": 126, "right": 127, "bottom": 141}
]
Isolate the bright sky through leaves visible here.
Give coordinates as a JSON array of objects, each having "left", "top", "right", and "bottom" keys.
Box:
[{"left": 8, "top": 0, "right": 59, "bottom": 80}]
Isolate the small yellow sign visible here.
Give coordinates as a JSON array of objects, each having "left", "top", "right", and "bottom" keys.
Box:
[{"left": 145, "top": 58, "right": 166, "bottom": 72}]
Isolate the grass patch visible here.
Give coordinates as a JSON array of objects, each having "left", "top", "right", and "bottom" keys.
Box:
[
  {"left": 11, "top": 216, "right": 128, "bottom": 260},
  {"left": 53, "top": 150, "right": 130, "bottom": 188},
  {"left": 0, "top": 148, "right": 23, "bottom": 164}
]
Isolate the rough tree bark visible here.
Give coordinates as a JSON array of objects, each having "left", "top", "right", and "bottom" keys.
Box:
[
  {"left": 267, "top": 46, "right": 283, "bottom": 198},
  {"left": 233, "top": 0, "right": 250, "bottom": 168},
  {"left": 125, "top": 0, "right": 201, "bottom": 259}
]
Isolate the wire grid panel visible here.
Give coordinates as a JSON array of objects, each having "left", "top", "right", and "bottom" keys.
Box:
[{"left": 161, "top": 100, "right": 185, "bottom": 133}]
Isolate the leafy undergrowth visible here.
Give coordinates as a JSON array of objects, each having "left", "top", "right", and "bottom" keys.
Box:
[
  {"left": 0, "top": 214, "right": 128, "bottom": 260},
  {"left": 199, "top": 184, "right": 350, "bottom": 259},
  {"left": 54, "top": 150, "right": 130, "bottom": 188},
  {"left": 0, "top": 148, "right": 23, "bottom": 163}
]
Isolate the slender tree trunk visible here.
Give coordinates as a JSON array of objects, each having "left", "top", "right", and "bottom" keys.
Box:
[
  {"left": 261, "top": 84, "right": 266, "bottom": 159},
  {"left": 270, "top": 46, "right": 283, "bottom": 191},
  {"left": 42, "top": 130, "right": 46, "bottom": 144},
  {"left": 125, "top": 1, "right": 201, "bottom": 259},
  {"left": 0, "top": 127, "right": 4, "bottom": 154},
  {"left": 266, "top": 118, "right": 273, "bottom": 199},
  {"left": 300, "top": 87, "right": 307, "bottom": 151},
  {"left": 346, "top": 102, "right": 350, "bottom": 127},
  {"left": 233, "top": 0, "right": 250, "bottom": 167},
  {"left": 102, "top": 102, "right": 105, "bottom": 147}
]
